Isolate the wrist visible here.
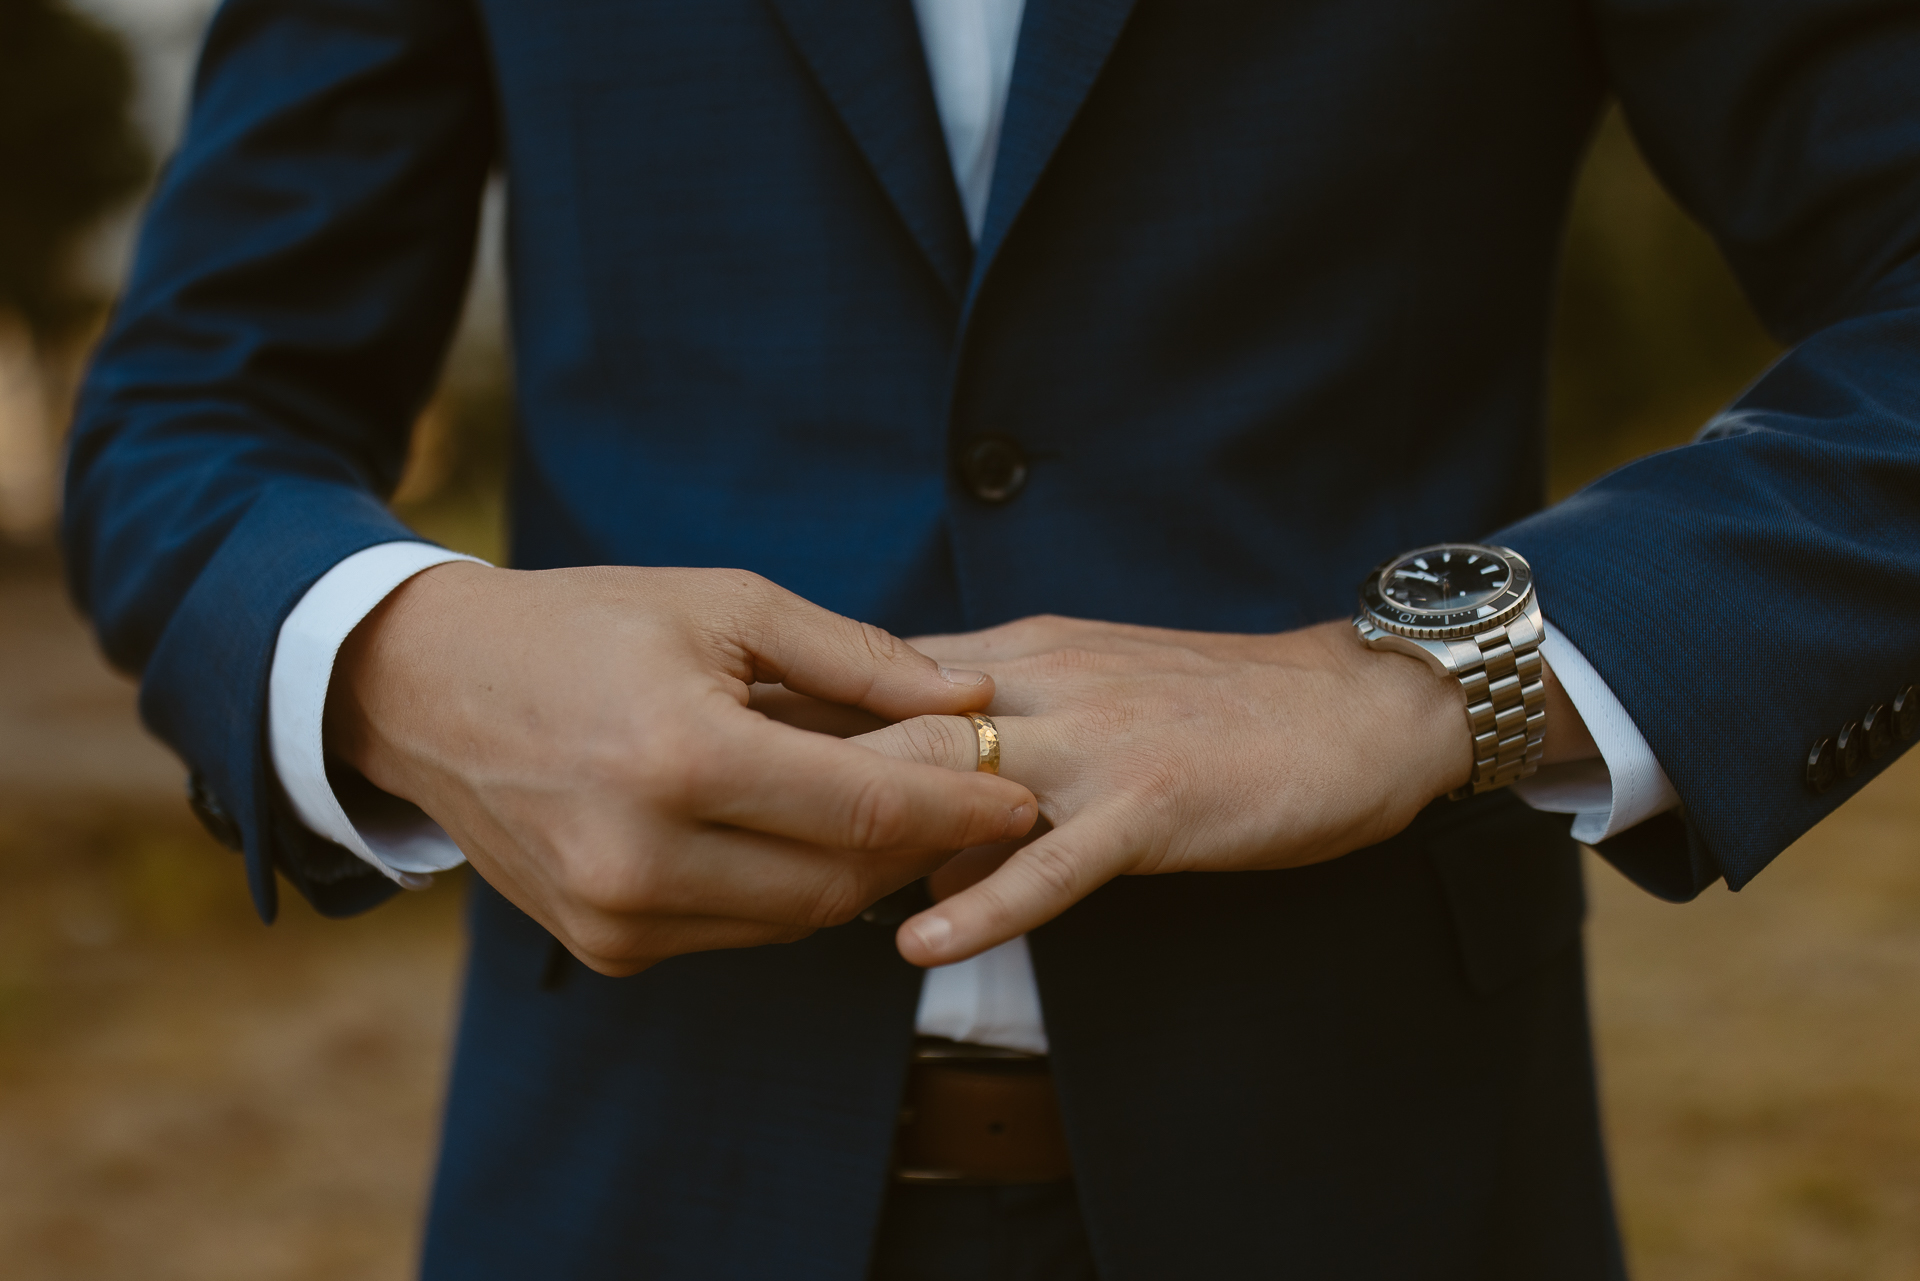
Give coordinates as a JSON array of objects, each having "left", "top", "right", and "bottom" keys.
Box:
[
  {"left": 1332, "top": 622, "right": 1476, "bottom": 800},
  {"left": 1538, "top": 654, "right": 1599, "bottom": 765},
  {"left": 323, "top": 559, "right": 489, "bottom": 781},
  {"left": 1319, "top": 616, "right": 1598, "bottom": 797},
  {"left": 1278, "top": 621, "right": 1472, "bottom": 804}
]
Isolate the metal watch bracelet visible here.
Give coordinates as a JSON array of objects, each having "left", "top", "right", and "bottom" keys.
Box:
[{"left": 1446, "top": 600, "right": 1547, "bottom": 799}]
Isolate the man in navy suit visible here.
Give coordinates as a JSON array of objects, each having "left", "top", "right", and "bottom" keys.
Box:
[{"left": 64, "top": 0, "right": 1920, "bottom": 1276}]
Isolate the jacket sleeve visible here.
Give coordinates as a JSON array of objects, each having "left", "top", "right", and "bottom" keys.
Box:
[
  {"left": 1499, "top": 0, "right": 1920, "bottom": 900},
  {"left": 61, "top": 0, "right": 497, "bottom": 920}
]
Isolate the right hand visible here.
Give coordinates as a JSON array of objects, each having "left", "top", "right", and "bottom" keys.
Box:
[{"left": 323, "top": 563, "right": 1037, "bottom": 975}]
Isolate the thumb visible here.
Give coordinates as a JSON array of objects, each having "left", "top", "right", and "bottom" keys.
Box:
[{"left": 733, "top": 583, "right": 995, "bottom": 720}]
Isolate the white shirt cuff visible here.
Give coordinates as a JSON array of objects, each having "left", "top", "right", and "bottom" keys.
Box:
[
  {"left": 267, "top": 541, "right": 485, "bottom": 887},
  {"left": 1510, "top": 618, "right": 1680, "bottom": 844},
  {"left": 914, "top": 935, "right": 1050, "bottom": 1054}
]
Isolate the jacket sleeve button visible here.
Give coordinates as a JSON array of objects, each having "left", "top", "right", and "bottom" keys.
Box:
[
  {"left": 1836, "top": 721, "right": 1865, "bottom": 779},
  {"left": 1862, "top": 704, "right": 1894, "bottom": 760},
  {"left": 187, "top": 771, "right": 244, "bottom": 851},
  {"left": 1806, "top": 737, "right": 1836, "bottom": 793},
  {"left": 1895, "top": 685, "right": 1919, "bottom": 741}
]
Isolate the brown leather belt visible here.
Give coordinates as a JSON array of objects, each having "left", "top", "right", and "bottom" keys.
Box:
[{"left": 891, "top": 1037, "right": 1074, "bottom": 1185}]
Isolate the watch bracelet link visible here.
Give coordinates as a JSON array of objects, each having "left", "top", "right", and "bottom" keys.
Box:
[{"left": 1449, "top": 604, "right": 1547, "bottom": 800}]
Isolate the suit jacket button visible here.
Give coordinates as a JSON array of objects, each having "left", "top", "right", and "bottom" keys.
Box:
[
  {"left": 1862, "top": 704, "right": 1894, "bottom": 760},
  {"left": 957, "top": 434, "right": 1030, "bottom": 504},
  {"left": 1836, "top": 721, "right": 1865, "bottom": 778},
  {"left": 1805, "top": 737, "right": 1836, "bottom": 793},
  {"left": 187, "top": 771, "right": 244, "bottom": 851},
  {"left": 1895, "top": 684, "right": 1918, "bottom": 740}
]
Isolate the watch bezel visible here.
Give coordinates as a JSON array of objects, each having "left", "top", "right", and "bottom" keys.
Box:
[{"left": 1358, "top": 543, "right": 1533, "bottom": 641}]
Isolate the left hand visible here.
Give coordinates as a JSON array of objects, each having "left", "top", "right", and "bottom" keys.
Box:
[{"left": 851, "top": 615, "right": 1568, "bottom": 967}]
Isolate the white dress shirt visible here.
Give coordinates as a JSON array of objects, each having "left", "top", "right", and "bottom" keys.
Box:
[{"left": 267, "top": 0, "right": 1675, "bottom": 1057}]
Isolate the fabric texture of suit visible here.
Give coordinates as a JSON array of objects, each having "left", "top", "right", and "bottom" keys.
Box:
[{"left": 63, "top": 0, "right": 1920, "bottom": 1276}]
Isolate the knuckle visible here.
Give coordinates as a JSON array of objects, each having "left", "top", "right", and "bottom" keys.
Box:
[
  {"left": 558, "top": 863, "right": 623, "bottom": 915},
  {"left": 657, "top": 734, "right": 724, "bottom": 803},
  {"left": 1010, "top": 613, "right": 1066, "bottom": 636},
  {"left": 763, "top": 923, "right": 819, "bottom": 948},
  {"left": 579, "top": 951, "right": 651, "bottom": 979},
  {"left": 1107, "top": 750, "right": 1187, "bottom": 835},
  {"left": 708, "top": 567, "right": 771, "bottom": 601},
  {"left": 592, "top": 720, "right": 698, "bottom": 795},
  {"left": 1127, "top": 746, "right": 1184, "bottom": 801},
  {"left": 558, "top": 845, "right": 666, "bottom": 916},
  {"left": 1014, "top": 614, "right": 1082, "bottom": 649},
  {"left": 623, "top": 718, "right": 731, "bottom": 806},
  {"left": 560, "top": 914, "right": 645, "bottom": 972},
  {"left": 708, "top": 569, "right": 778, "bottom": 638},
  {"left": 843, "top": 774, "right": 911, "bottom": 849},
  {"left": 854, "top": 620, "right": 909, "bottom": 670},
  {"left": 901, "top": 714, "right": 970, "bottom": 769},
  {"left": 800, "top": 872, "right": 868, "bottom": 930},
  {"left": 1035, "top": 646, "right": 1102, "bottom": 678},
  {"left": 1081, "top": 697, "right": 1142, "bottom": 740},
  {"left": 1014, "top": 840, "right": 1083, "bottom": 904}
]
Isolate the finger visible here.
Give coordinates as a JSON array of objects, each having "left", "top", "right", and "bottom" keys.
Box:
[
  {"left": 690, "top": 715, "right": 1039, "bottom": 852},
  {"left": 848, "top": 714, "right": 984, "bottom": 772},
  {"left": 927, "top": 832, "right": 1041, "bottom": 902},
  {"left": 461, "top": 842, "right": 828, "bottom": 976},
  {"left": 746, "top": 683, "right": 888, "bottom": 737},
  {"left": 850, "top": 713, "right": 1061, "bottom": 782},
  {"left": 456, "top": 794, "right": 948, "bottom": 939},
  {"left": 571, "top": 822, "right": 953, "bottom": 928},
  {"left": 726, "top": 580, "right": 997, "bottom": 720},
  {"left": 894, "top": 808, "right": 1138, "bottom": 966}
]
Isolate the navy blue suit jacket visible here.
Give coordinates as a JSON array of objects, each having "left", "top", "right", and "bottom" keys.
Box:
[{"left": 65, "top": 0, "right": 1920, "bottom": 1276}]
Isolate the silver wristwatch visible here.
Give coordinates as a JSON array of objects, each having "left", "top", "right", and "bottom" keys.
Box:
[{"left": 1353, "top": 543, "right": 1545, "bottom": 799}]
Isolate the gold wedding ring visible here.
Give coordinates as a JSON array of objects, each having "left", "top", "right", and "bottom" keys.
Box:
[{"left": 964, "top": 713, "right": 1001, "bottom": 775}]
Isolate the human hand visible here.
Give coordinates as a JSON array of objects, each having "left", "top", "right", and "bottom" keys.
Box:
[
  {"left": 323, "top": 563, "right": 1037, "bottom": 975},
  {"left": 854, "top": 615, "right": 1594, "bottom": 966}
]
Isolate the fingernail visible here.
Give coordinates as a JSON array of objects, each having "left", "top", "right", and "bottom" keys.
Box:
[
  {"left": 1007, "top": 803, "right": 1035, "bottom": 835},
  {"left": 939, "top": 667, "right": 988, "bottom": 686},
  {"left": 909, "top": 914, "right": 953, "bottom": 957}
]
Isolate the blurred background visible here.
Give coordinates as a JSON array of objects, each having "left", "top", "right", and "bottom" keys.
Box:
[{"left": 0, "top": 2, "right": 1915, "bottom": 1278}]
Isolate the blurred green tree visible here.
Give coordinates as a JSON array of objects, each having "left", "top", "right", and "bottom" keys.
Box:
[{"left": 0, "top": 0, "right": 150, "bottom": 337}]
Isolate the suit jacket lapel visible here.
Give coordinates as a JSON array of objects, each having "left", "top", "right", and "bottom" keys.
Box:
[
  {"left": 971, "top": 0, "right": 1141, "bottom": 297},
  {"left": 763, "top": 0, "right": 974, "bottom": 299}
]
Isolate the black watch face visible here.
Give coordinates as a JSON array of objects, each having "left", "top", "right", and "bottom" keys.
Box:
[{"left": 1381, "top": 547, "right": 1510, "bottom": 613}]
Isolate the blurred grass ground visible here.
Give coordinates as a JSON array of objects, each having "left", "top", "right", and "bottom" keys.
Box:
[
  {"left": 0, "top": 796, "right": 464, "bottom": 1281},
  {"left": 2, "top": 100, "right": 1915, "bottom": 1281},
  {"left": 1594, "top": 756, "right": 1920, "bottom": 1281}
]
